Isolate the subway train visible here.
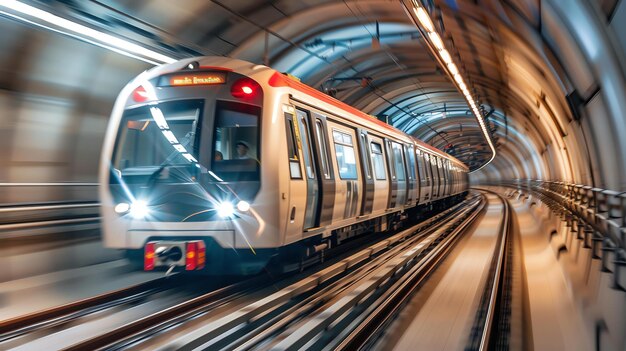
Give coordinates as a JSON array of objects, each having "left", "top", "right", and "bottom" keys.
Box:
[{"left": 99, "top": 57, "right": 469, "bottom": 275}]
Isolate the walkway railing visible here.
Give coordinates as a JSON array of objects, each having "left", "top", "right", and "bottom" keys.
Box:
[
  {"left": 498, "top": 179, "right": 626, "bottom": 292},
  {"left": 0, "top": 183, "right": 100, "bottom": 240}
]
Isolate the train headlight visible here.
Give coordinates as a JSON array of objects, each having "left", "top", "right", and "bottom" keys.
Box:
[
  {"left": 236, "top": 200, "right": 250, "bottom": 212},
  {"left": 114, "top": 202, "right": 130, "bottom": 214},
  {"left": 217, "top": 202, "right": 234, "bottom": 218},
  {"left": 130, "top": 200, "right": 149, "bottom": 219}
]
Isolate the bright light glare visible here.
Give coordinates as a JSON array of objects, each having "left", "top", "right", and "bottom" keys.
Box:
[
  {"left": 130, "top": 200, "right": 149, "bottom": 219},
  {"left": 414, "top": 7, "right": 434, "bottom": 32},
  {"left": 114, "top": 203, "right": 130, "bottom": 214},
  {"left": 0, "top": 0, "right": 176, "bottom": 65},
  {"left": 454, "top": 73, "right": 463, "bottom": 84},
  {"left": 429, "top": 32, "right": 444, "bottom": 51},
  {"left": 217, "top": 202, "right": 235, "bottom": 218},
  {"left": 440, "top": 49, "right": 452, "bottom": 64},
  {"left": 408, "top": 0, "right": 496, "bottom": 172},
  {"left": 237, "top": 201, "right": 251, "bottom": 212},
  {"left": 447, "top": 63, "right": 459, "bottom": 75},
  {"left": 242, "top": 86, "right": 253, "bottom": 94}
]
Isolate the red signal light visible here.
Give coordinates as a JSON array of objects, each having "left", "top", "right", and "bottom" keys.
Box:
[
  {"left": 231, "top": 78, "right": 260, "bottom": 99},
  {"left": 132, "top": 86, "right": 150, "bottom": 102},
  {"left": 144, "top": 242, "right": 155, "bottom": 271},
  {"left": 185, "top": 241, "right": 206, "bottom": 271}
]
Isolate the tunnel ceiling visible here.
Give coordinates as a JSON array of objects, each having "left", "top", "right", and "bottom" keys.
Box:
[{"left": 13, "top": 0, "right": 601, "bottom": 177}]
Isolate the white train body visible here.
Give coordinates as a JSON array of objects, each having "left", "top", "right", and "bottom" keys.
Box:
[{"left": 99, "top": 57, "right": 468, "bottom": 274}]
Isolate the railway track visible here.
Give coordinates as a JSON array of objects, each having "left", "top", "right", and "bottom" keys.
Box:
[
  {"left": 0, "top": 275, "right": 178, "bottom": 341},
  {"left": 2, "top": 194, "right": 485, "bottom": 351},
  {"left": 465, "top": 190, "right": 513, "bottom": 351},
  {"left": 91, "top": 194, "right": 484, "bottom": 351},
  {"left": 0, "top": 272, "right": 262, "bottom": 350}
]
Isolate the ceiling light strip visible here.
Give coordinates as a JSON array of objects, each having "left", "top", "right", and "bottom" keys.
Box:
[
  {"left": 0, "top": 0, "right": 176, "bottom": 65},
  {"left": 405, "top": 0, "right": 496, "bottom": 172}
]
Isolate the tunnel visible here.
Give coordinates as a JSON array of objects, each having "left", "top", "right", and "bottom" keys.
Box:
[{"left": 0, "top": 1, "right": 624, "bottom": 350}]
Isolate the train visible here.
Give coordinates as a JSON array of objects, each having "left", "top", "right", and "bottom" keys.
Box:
[{"left": 99, "top": 57, "right": 469, "bottom": 275}]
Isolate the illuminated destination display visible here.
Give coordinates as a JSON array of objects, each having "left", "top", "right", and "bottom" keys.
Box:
[{"left": 160, "top": 72, "right": 226, "bottom": 87}]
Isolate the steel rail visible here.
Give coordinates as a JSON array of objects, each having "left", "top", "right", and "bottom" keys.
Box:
[
  {"left": 477, "top": 190, "right": 511, "bottom": 351},
  {"left": 333, "top": 194, "right": 486, "bottom": 351},
  {"left": 0, "top": 275, "right": 180, "bottom": 341},
  {"left": 63, "top": 272, "right": 280, "bottom": 351},
  {"left": 171, "top": 195, "right": 482, "bottom": 350},
  {"left": 221, "top": 202, "right": 480, "bottom": 351},
  {"left": 70, "top": 196, "right": 479, "bottom": 351}
]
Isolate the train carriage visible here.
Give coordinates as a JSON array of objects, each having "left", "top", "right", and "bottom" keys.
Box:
[{"left": 99, "top": 57, "right": 469, "bottom": 275}]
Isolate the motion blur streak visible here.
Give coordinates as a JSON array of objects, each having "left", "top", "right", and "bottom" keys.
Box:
[{"left": 0, "top": 0, "right": 175, "bottom": 65}]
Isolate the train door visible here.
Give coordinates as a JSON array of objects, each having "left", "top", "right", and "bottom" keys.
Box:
[
  {"left": 369, "top": 135, "right": 389, "bottom": 214},
  {"left": 283, "top": 110, "right": 307, "bottom": 243},
  {"left": 445, "top": 160, "right": 452, "bottom": 196},
  {"left": 384, "top": 139, "right": 397, "bottom": 208},
  {"left": 327, "top": 121, "right": 362, "bottom": 221},
  {"left": 437, "top": 157, "right": 445, "bottom": 198},
  {"left": 416, "top": 149, "right": 430, "bottom": 203},
  {"left": 309, "top": 111, "right": 336, "bottom": 227},
  {"left": 430, "top": 154, "right": 440, "bottom": 200},
  {"left": 391, "top": 141, "right": 408, "bottom": 207},
  {"left": 405, "top": 144, "right": 418, "bottom": 206},
  {"left": 295, "top": 108, "right": 320, "bottom": 230},
  {"left": 356, "top": 129, "right": 374, "bottom": 216},
  {"left": 438, "top": 157, "right": 446, "bottom": 197}
]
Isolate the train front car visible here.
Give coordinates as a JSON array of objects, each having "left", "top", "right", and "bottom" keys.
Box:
[{"left": 99, "top": 57, "right": 279, "bottom": 275}]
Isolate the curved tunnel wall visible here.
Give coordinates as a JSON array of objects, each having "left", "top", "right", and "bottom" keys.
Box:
[{"left": 0, "top": 0, "right": 624, "bottom": 206}]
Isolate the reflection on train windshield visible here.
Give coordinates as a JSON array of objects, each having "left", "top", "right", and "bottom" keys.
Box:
[{"left": 113, "top": 100, "right": 202, "bottom": 172}]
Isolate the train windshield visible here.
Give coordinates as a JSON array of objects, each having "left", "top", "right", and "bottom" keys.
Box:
[
  {"left": 113, "top": 100, "right": 203, "bottom": 173},
  {"left": 112, "top": 99, "right": 261, "bottom": 185}
]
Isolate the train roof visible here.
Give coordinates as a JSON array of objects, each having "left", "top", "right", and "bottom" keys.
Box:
[
  {"left": 136, "top": 56, "right": 468, "bottom": 171},
  {"left": 267, "top": 71, "right": 467, "bottom": 170}
]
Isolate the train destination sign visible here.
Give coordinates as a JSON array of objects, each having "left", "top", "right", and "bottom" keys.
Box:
[{"left": 161, "top": 72, "right": 226, "bottom": 87}]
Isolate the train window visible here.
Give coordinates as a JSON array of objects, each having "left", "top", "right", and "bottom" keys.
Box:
[
  {"left": 213, "top": 102, "right": 259, "bottom": 161},
  {"left": 211, "top": 101, "right": 261, "bottom": 181},
  {"left": 406, "top": 145, "right": 416, "bottom": 180},
  {"left": 315, "top": 120, "right": 332, "bottom": 179},
  {"left": 332, "top": 130, "right": 357, "bottom": 179},
  {"left": 297, "top": 113, "right": 315, "bottom": 179},
  {"left": 284, "top": 114, "right": 301, "bottom": 179},
  {"left": 370, "top": 142, "right": 386, "bottom": 180},
  {"left": 416, "top": 149, "right": 425, "bottom": 184},
  {"left": 424, "top": 153, "right": 433, "bottom": 185},
  {"left": 391, "top": 142, "right": 406, "bottom": 181},
  {"left": 114, "top": 100, "right": 203, "bottom": 172}
]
